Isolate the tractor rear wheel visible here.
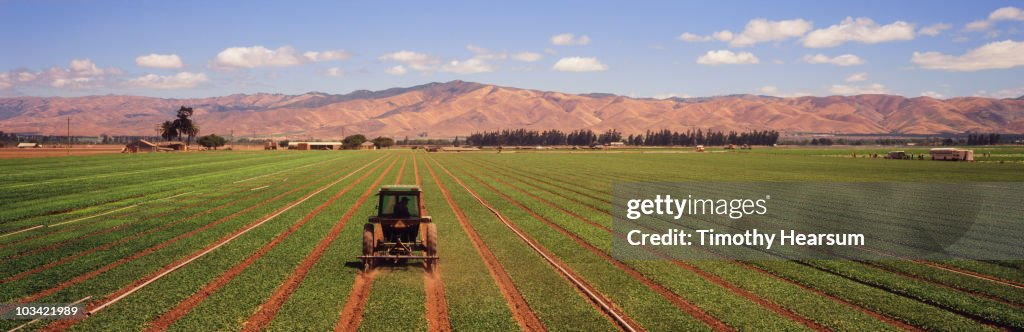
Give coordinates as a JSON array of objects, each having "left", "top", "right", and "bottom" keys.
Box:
[
  {"left": 424, "top": 223, "right": 438, "bottom": 271},
  {"left": 362, "top": 223, "right": 375, "bottom": 271}
]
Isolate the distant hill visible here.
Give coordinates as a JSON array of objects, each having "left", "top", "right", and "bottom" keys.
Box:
[{"left": 1, "top": 80, "right": 1023, "bottom": 138}]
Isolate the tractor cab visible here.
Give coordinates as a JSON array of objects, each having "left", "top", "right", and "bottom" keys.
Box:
[{"left": 360, "top": 185, "right": 437, "bottom": 271}]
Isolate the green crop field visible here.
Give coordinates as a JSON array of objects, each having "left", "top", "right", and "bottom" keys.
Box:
[{"left": 1, "top": 148, "right": 1022, "bottom": 331}]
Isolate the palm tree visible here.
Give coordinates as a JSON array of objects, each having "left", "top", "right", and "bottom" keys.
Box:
[{"left": 158, "top": 121, "right": 177, "bottom": 141}]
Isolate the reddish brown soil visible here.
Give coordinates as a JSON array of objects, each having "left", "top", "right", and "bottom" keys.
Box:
[
  {"left": 423, "top": 158, "right": 546, "bottom": 332},
  {"left": 460, "top": 167, "right": 732, "bottom": 331},
  {"left": 335, "top": 272, "right": 377, "bottom": 332},
  {"left": 414, "top": 154, "right": 452, "bottom": 332},
  {"left": 241, "top": 159, "right": 397, "bottom": 331},
  {"left": 20, "top": 162, "right": 355, "bottom": 304},
  {"left": 468, "top": 159, "right": 930, "bottom": 331},
  {"left": 40, "top": 159, "right": 382, "bottom": 332},
  {"left": 142, "top": 158, "right": 386, "bottom": 332},
  {"left": 0, "top": 146, "right": 124, "bottom": 159}
]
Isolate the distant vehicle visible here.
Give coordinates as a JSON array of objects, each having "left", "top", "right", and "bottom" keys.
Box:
[
  {"left": 886, "top": 151, "right": 907, "bottom": 159},
  {"left": 360, "top": 185, "right": 437, "bottom": 271},
  {"left": 264, "top": 140, "right": 278, "bottom": 150},
  {"left": 695, "top": 145, "right": 705, "bottom": 152}
]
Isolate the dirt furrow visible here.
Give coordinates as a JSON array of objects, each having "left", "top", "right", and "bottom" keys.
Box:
[
  {"left": 241, "top": 158, "right": 397, "bottom": 331},
  {"left": 414, "top": 154, "right": 452, "bottom": 332},
  {"left": 430, "top": 157, "right": 641, "bottom": 332},
  {"left": 39, "top": 156, "right": 388, "bottom": 332},
  {"left": 457, "top": 166, "right": 733, "bottom": 331},
  {"left": 142, "top": 158, "right": 388, "bottom": 331},
  {"left": 422, "top": 157, "right": 545, "bottom": 332},
  {"left": 335, "top": 272, "right": 377, "bottom": 332},
  {"left": 467, "top": 158, "right": 921, "bottom": 331}
]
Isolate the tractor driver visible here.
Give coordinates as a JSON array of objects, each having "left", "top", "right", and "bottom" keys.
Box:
[{"left": 394, "top": 197, "right": 411, "bottom": 218}]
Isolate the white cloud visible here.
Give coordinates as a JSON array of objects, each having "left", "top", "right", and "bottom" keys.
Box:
[
  {"left": 965, "top": 20, "right": 991, "bottom": 32},
  {"left": 378, "top": 50, "right": 439, "bottom": 71},
  {"left": 845, "top": 72, "right": 868, "bottom": 82},
  {"left": 803, "top": 17, "right": 914, "bottom": 48},
  {"left": 34, "top": 59, "right": 121, "bottom": 89},
  {"left": 212, "top": 46, "right": 305, "bottom": 68},
  {"left": 440, "top": 58, "right": 494, "bottom": 74},
  {"left": 756, "top": 85, "right": 812, "bottom": 97},
  {"left": 712, "top": 30, "right": 734, "bottom": 42},
  {"left": 325, "top": 67, "right": 344, "bottom": 77},
  {"left": 0, "top": 73, "right": 11, "bottom": 90},
  {"left": 552, "top": 57, "right": 608, "bottom": 72},
  {"left": 211, "top": 45, "right": 348, "bottom": 69},
  {"left": 303, "top": 50, "right": 351, "bottom": 62},
  {"left": 912, "top": 40, "right": 1024, "bottom": 71},
  {"left": 136, "top": 54, "right": 184, "bottom": 69},
  {"left": 918, "top": 23, "right": 952, "bottom": 36},
  {"left": 550, "top": 33, "right": 591, "bottom": 46},
  {"left": 696, "top": 50, "right": 760, "bottom": 65},
  {"left": 966, "top": 6, "right": 1024, "bottom": 31},
  {"left": 51, "top": 77, "right": 96, "bottom": 89},
  {"left": 729, "top": 18, "right": 813, "bottom": 47},
  {"left": 511, "top": 52, "right": 542, "bottom": 62},
  {"left": 920, "top": 91, "right": 945, "bottom": 99},
  {"left": 465, "top": 45, "right": 541, "bottom": 62},
  {"left": 975, "top": 86, "right": 1024, "bottom": 99},
  {"left": 127, "top": 72, "right": 209, "bottom": 89},
  {"left": 653, "top": 93, "right": 693, "bottom": 99},
  {"left": 802, "top": 53, "right": 864, "bottom": 66},
  {"left": 69, "top": 59, "right": 107, "bottom": 76},
  {"left": 829, "top": 83, "right": 888, "bottom": 95},
  {"left": 678, "top": 32, "right": 711, "bottom": 42},
  {"left": 385, "top": 65, "right": 408, "bottom": 76}
]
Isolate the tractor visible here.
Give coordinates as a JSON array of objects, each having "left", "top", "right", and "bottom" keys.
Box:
[{"left": 360, "top": 185, "right": 437, "bottom": 271}]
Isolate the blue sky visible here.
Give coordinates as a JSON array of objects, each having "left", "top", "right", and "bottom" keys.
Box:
[{"left": 1, "top": 0, "right": 1022, "bottom": 99}]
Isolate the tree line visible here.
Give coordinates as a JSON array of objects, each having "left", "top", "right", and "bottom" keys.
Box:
[{"left": 466, "top": 128, "right": 779, "bottom": 146}]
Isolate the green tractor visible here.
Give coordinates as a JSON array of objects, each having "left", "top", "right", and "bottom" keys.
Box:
[{"left": 359, "top": 185, "right": 438, "bottom": 271}]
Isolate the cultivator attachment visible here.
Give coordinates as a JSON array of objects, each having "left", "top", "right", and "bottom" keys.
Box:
[{"left": 359, "top": 185, "right": 438, "bottom": 271}]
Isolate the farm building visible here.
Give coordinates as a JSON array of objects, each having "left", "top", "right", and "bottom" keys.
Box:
[
  {"left": 360, "top": 141, "right": 376, "bottom": 150},
  {"left": 930, "top": 148, "right": 973, "bottom": 161},
  {"left": 159, "top": 141, "right": 188, "bottom": 151},
  {"left": 289, "top": 142, "right": 343, "bottom": 150},
  {"left": 122, "top": 139, "right": 159, "bottom": 153},
  {"left": 17, "top": 142, "right": 40, "bottom": 148}
]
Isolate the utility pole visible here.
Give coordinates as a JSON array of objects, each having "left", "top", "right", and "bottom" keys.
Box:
[
  {"left": 67, "top": 117, "right": 71, "bottom": 156},
  {"left": 230, "top": 129, "right": 234, "bottom": 150}
]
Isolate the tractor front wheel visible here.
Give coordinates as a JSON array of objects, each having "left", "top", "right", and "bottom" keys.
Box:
[
  {"left": 424, "top": 223, "right": 438, "bottom": 271},
  {"left": 362, "top": 223, "right": 375, "bottom": 271}
]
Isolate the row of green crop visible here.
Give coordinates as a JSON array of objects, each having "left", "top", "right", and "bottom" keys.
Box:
[
  {"left": 0, "top": 153, "right": 333, "bottom": 224},
  {"left": 64, "top": 154, "right": 395, "bottom": 331},
  {"left": 424, "top": 156, "right": 618, "bottom": 331},
  {"left": 518, "top": 163, "right": 1024, "bottom": 328},
  {"left": 457, "top": 154, "right": 1006, "bottom": 331},
  {"left": 0, "top": 154, "right": 378, "bottom": 331},
  {"left": 0, "top": 151, "right": 281, "bottom": 180},
  {"left": 450, "top": 157, "right": 881, "bottom": 331},
  {"left": 471, "top": 155, "right": 1024, "bottom": 282},
  {"left": 0, "top": 156, "right": 326, "bottom": 257},
  {"left": 0, "top": 152, "right": 340, "bottom": 227},
  {"left": 409, "top": 155, "right": 521, "bottom": 331}
]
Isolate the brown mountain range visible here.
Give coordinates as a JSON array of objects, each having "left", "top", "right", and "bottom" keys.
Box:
[{"left": 1, "top": 81, "right": 1022, "bottom": 138}]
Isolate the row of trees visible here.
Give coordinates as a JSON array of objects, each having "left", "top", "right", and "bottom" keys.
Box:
[
  {"left": 465, "top": 129, "right": 622, "bottom": 146},
  {"left": 465, "top": 128, "right": 780, "bottom": 146},
  {"left": 966, "top": 133, "right": 1001, "bottom": 145}
]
